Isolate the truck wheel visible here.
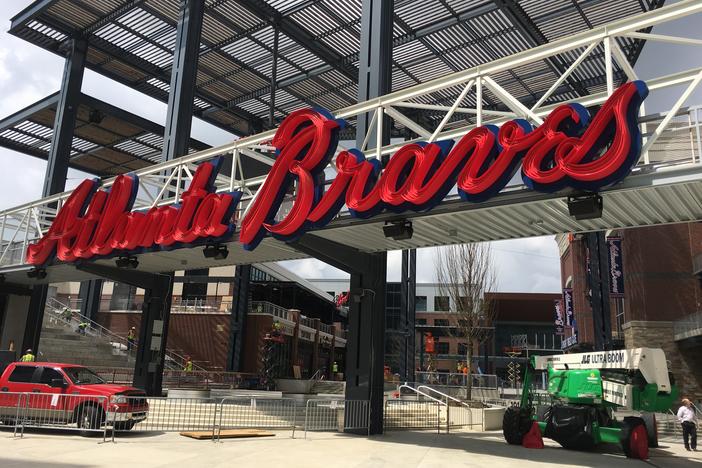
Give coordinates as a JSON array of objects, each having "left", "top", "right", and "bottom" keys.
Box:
[
  {"left": 620, "top": 416, "right": 649, "bottom": 460},
  {"left": 77, "top": 406, "right": 103, "bottom": 437},
  {"left": 503, "top": 406, "right": 532, "bottom": 445},
  {"left": 640, "top": 413, "right": 658, "bottom": 448}
]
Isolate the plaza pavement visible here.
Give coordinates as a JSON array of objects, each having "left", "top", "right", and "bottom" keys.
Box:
[{"left": 0, "top": 428, "right": 699, "bottom": 467}]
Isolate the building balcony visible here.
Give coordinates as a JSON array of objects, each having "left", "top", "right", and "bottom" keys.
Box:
[{"left": 674, "top": 312, "right": 702, "bottom": 341}]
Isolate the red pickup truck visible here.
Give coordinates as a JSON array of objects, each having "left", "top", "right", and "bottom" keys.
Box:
[{"left": 0, "top": 362, "right": 148, "bottom": 435}]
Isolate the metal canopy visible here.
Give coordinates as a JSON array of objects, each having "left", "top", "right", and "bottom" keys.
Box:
[
  {"left": 0, "top": 91, "right": 209, "bottom": 176},
  {"left": 9, "top": 0, "right": 663, "bottom": 139}
]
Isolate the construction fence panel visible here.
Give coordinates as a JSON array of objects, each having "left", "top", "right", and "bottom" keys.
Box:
[
  {"left": 4, "top": 392, "right": 109, "bottom": 440},
  {"left": 384, "top": 400, "right": 442, "bottom": 432},
  {"left": 303, "top": 399, "right": 370, "bottom": 438},
  {"left": 216, "top": 398, "right": 298, "bottom": 441},
  {"left": 114, "top": 396, "right": 218, "bottom": 435}
]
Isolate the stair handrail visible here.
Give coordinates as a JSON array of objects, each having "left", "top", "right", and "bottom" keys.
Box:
[
  {"left": 398, "top": 383, "right": 446, "bottom": 406},
  {"left": 416, "top": 385, "right": 473, "bottom": 408},
  {"left": 45, "top": 297, "right": 206, "bottom": 371}
]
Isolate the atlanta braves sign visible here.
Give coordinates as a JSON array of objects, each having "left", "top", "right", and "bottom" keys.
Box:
[{"left": 27, "top": 81, "right": 648, "bottom": 265}]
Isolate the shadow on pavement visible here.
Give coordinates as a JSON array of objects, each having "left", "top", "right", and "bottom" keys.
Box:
[{"left": 372, "top": 430, "right": 700, "bottom": 467}]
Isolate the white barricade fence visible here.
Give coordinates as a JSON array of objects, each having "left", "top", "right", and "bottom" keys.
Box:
[
  {"left": 215, "top": 398, "right": 298, "bottom": 441},
  {"left": 303, "top": 399, "right": 370, "bottom": 438},
  {"left": 383, "top": 399, "right": 442, "bottom": 433},
  {"left": 0, "top": 392, "right": 110, "bottom": 440}
]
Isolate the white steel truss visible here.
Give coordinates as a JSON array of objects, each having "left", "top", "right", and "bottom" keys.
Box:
[{"left": 3, "top": 0, "right": 702, "bottom": 270}]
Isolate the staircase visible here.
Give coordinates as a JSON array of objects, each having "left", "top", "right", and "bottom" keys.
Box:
[
  {"left": 39, "top": 321, "right": 133, "bottom": 368},
  {"left": 310, "top": 380, "right": 345, "bottom": 395}
]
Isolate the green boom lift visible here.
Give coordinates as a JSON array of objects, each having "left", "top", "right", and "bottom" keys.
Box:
[{"left": 502, "top": 348, "right": 678, "bottom": 459}]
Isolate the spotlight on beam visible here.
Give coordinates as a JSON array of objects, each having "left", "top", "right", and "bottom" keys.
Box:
[
  {"left": 203, "top": 244, "right": 229, "bottom": 260},
  {"left": 27, "top": 268, "right": 47, "bottom": 280},
  {"left": 383, "top": 220, "right": 413, "bottom": 241},
  {"left": 567, "top": 193, "right": 603, "bottom": 220},
  {"left": 116, "top": 256, "right": 139, "bottom": 269}
]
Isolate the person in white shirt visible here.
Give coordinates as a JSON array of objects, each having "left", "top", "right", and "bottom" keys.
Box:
[{"left": 677, "top": 398, "right": 697, "bottom": 451}]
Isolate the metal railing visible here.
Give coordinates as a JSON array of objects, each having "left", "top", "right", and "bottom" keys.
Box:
[
  {"left": 215, "top": 398, "right": 298, "bottom": 441},
  {"left": 415, "top": 372, "right": 498, "bottom": 389},
  {"left": 4, "top": 2, "right": 702, "bottom": 269},
  {"left": 249, "top": 301, "right": 292, "bottom": 322},
  {"left": 92, "top": 366, "right": 259, "bottom": 390},
  {"left": 44, "top": 297, "right": 205, "bottom": 372},
  {"left": 303, "top": 399, "right": 370, "bottom": 438},
  {"left": 2, "top": 392, "right": 111, "bottom": 441},
  {"left": 384, "top": 399, "right": 442, "bottom": 432}
]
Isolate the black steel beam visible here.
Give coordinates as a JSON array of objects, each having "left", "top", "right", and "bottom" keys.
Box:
[
  {"left": 22, "top": 285, "right": 48, "bottom": 356},
  {"left": 76, "top": 263, "right": 173, "bottom": 395},
  {"left": 43, "top": 38, "right": 86, "bottom": 196},
  {"left": 400, "top": 249, "right": 416, "bottom": 383},
  {"left": 226, "top": 264, "right": 250, "bottom": 372},
  {"left": 585, "top": 231, "right": 613, "bottom": 351},
  {"left": 492, "top": 0, "right": 590, "bottom": 98},
  {"left": 78, "top": 279, "right": 103, "bottom": 322},
  {"left": 162, "top": 0, "right": 204, "bottom": 162},
  {"left": 239, "top": 0, "right": 358, "bottom": 83}
]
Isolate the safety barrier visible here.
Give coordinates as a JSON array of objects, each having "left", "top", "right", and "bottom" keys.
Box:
[
  {"left": 384, "top": 400, "right": 442, "bottom": 433},
  {"left": 215, "top": 398, "right": 298, "bottom": 441},
  {"left": 0, "top": 392, "right": 110, "bottom": 440},
  {"left": 303, "top": 399, "right": 370, "bottom": 438}
]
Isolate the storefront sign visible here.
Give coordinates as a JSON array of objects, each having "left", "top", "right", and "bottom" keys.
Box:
[
  {"left": 563, "top": 288, "right": 574, "bottom": 326},
  {"left": 27, "top": 81, "right": 649, "bottom": 265},
  {"left": 607, "top": 237, "right": 625, "bottom": 296}
]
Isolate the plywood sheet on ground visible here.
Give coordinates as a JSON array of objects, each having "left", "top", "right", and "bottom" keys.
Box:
[{"left": 180, "top": 429, "right": 275, "bottom": 440}]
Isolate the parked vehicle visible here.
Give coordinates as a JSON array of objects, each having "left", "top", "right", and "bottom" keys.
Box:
[{"left": 0, "top": 362, "right": 148, "bottom": 435}]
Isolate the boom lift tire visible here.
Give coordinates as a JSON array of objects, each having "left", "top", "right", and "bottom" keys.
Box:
[
  {"left": 620, "top": 416, "right": 649, "bottom": 460},
  {"left": 640, "top": 412, "right": 658, "bottom": 448},
  {"left": 503, "top": 406, "right": 532, "bottom": 445}
]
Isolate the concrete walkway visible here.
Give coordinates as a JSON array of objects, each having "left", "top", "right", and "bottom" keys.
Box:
[{"left": 0, "top": 429, "right": 699, "bottom": 468}]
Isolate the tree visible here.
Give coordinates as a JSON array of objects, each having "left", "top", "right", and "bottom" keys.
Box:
[{"left": 435, "top": 242, "right": 496, "bottom": 401}]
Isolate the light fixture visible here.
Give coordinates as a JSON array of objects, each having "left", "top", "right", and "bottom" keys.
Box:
[
  {"left": 383, "top": 220, "right": 413, "bottom": 241},
  {"left": 567, "top": 194, "right": 603, "bottom": 220},
  {"left": 203, "top": 244, "right": 229, "bottom": 260},
  {"left": 115, "top": 256, "right": 139, "bottom": 269},
  {"left": 27, "top": 268, "right": 47, "bottom": 279}
]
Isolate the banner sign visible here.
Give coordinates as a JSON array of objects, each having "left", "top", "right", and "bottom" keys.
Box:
[
  {"left": 26, "top": 81, "right": 649, "bottom": 266},
  {"left": 607, "top": 237, "right": 625, "bottom": 296},
  {"left": 554, "top": 300, "right": 565, "bottom": 336},
  {"left": 563, "top": 288, "right": 574, "bottom": 327}
]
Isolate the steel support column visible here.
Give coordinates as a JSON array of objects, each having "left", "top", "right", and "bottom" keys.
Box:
[
  {"left": 226, "top": 264, "right": 250, "bottom": 372},
  {"left": 293, "top": 235, "right": 387, "bottom": 435},
  {"left": 269, "top": 25, "right": 279, "bottom": 128},
  {"left": 586, "top": 231, "right": 613, "bottom": 351},
  {"left": 76, "top": 264, "right": 173, "bottom": 396},
  {"left": 78, "top": 279, "right": 103, "bottom": 321},
  {"left": 355, "top": 0, "right": 393, "bottom": 150},
  {"left": 25, "top": 38, "right": 87, "bottom": 357},
  {"left": 400, "top": 249, "right": 416, "bottom": 382},
  {"left": 161, "top": 0, "right": 204, "bottom": 162}
]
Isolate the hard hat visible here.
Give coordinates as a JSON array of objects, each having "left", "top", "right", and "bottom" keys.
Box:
[{"left": 26, "top": 349, "right": 32, "bottom": 353}]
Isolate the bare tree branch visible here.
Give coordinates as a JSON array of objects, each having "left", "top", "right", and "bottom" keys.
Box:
[{"left": 435, "top": 242, "right": 497, "bottom": 400}]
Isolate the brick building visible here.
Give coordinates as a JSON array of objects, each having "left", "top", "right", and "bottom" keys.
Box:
[{"left": 557, "top": 223, "right": 702, "bottom": 401}]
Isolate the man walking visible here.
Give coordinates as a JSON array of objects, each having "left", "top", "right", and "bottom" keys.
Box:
[{"left": 677, "top": 398, "right": 697, "bottom": 451}]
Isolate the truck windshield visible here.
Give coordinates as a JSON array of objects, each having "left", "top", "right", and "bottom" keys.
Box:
[{"left": 64, "top": 367, "right": 105, "bottom": 385}]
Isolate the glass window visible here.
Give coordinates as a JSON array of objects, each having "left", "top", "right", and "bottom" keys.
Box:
[
  {"left": 434, "top": 319, "right": 449, "bottom": 327},
  {"left": 39, "top": 368, "right": 64, "bottom": 385},
  {"left": 415, "top": 296, "right": 427, "bottom": 312},
  {"left": 64, "top": 367, "right": 105, "bottom": 385},
  {"left": 416, "top": 318, "right": 427, "bottom": 325},
  {"left": 435, "top": 342, "right": 450, "bottom": 354},
  {"left": 9, "top": 366, "right": 35, "bottom": 383},
  {"left": 434, "top": 296, "right": 449, "bottom": 311}
]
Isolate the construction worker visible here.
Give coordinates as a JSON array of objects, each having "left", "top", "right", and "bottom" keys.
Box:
[
  {"left": 126, "top": 327, "right": 136, "bottom": 351},
  {"left": 77, "top": 320, "right": 89, "bottom": 335},
  {"left": 20, "top": 349, "right": 35, "bottom": 362},
  {"left": 184, "top": 356, "right": 193, "bottom": 372},
  {"left": 331, "top": 361, "right": 339, "bottom": 380}
]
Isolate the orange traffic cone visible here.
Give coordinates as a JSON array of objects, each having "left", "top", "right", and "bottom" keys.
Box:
[{"left": 522, "top": 421, "right": 544, "bottom": 449}]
